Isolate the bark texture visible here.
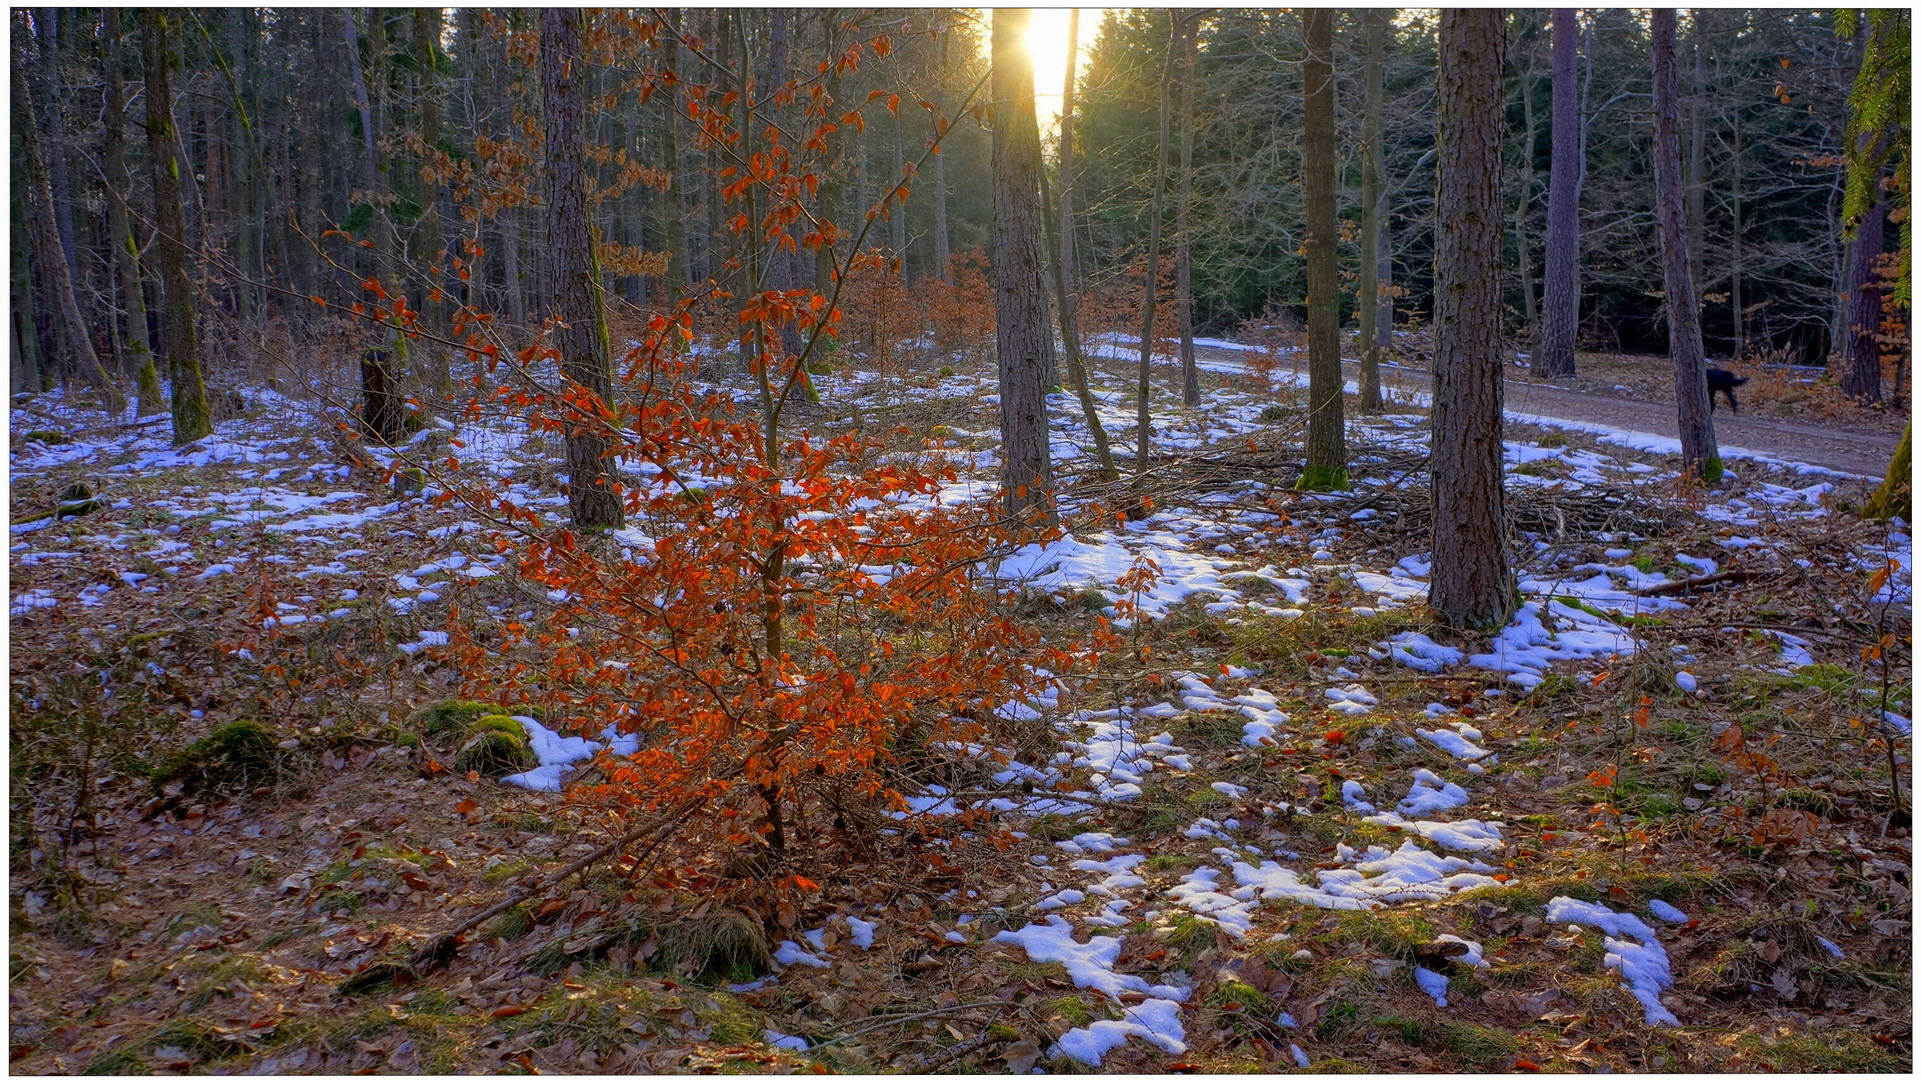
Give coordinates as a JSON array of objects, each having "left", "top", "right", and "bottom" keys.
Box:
[
  {"left": 1299, "top": 9, "right": 1346, "bottom": 490},
  {"left": 1840, "top": 187, "right": 1887, "bottom": 404},
  {"left": 1429, "top": 8, "right": 1517, "bottom": 632},
  {"left": 1537, "top": 8, "right": 1581, "bottom": 378},
  {"left": 540, "top": 8, "right": 624, "bottom": 530},
  {"left": 1649, "top": 9, "right": 1721, "bottom": 481},
  {"left": 989, "top": 8, "right": 1056, "bottom": 525},
  {"left": 139, "top": 10, "right": 213, "bottom": 444},
  {"left": 104, "top": 10, "right": 166, "bottom": 414}
]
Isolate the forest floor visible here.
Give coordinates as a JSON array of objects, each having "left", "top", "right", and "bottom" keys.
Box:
[{"left": 8, "top": 337, "right": 1913, "bottom": 1074}]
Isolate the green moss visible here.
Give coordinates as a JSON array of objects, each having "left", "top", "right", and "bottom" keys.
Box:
[
  {"left": 456, "top": 729, "right": 534, "bottom": 777},
  {"left": 469, "top": 714, "right": 528, "bottom": 739},
  {"left": 412, "top": 699, "right": 501, "bottom": 739},
  {"left": 1040, "top": 995, "right": 1098, "bottom": 1026},
  {"left": 1209, "top": 978, "right": 1271, "bottom": 1013},
  {"left": 1296, "top": 464, "right": 1350, "bottom": 492},
  {"left": 149, "top": 720, "right": 281, "bottom": 795},
  {"left": 22, "top": 429, "right": 71, "bottom": 444},
  {"left": 480, "top": 903, "right": 533, "bottom": 941}
]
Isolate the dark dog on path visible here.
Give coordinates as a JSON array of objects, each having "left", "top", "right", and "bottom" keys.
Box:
[{"left": 1706, "top": 367, "right": 1748, "bottom": 414}]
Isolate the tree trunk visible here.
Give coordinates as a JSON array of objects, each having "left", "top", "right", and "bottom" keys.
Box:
[
  {"left": 34, "top": 9, "right": 80, "bottom": 288},
  {"left": 1048, "top": 10, "right": 1116, "bottom": 483},
  {"left": 932, "top": 26, "right": 952, "bottom": 283},
  {"left": 1134, "top": 17, "right": 1179, "bottom": 482},
  {"left": 140, "top": 10, "right": 213, "bottom": 443},
  {"left": 1299, "top": 9, "right": 1346, "bottom": 491},
  {"left": 1686, "top": 11, "right": 1707, "bottom": 295},
  {"left": 1175, "top": 15, "right": 1201, "bottom": 408},
  {"left": 344, "top": 10, "right": 403, "bottom": 433},
  {"left": 1358, "top": 9, "right": 1386, "bottom": 411},
  {"left": 541, "top": 8, "right": 624, "bottom": 531},
  {"left": 990, "top": 8, "right": 1056, "bottom": 525},
  {"left": 1512, "top": 27, "right": 1539, "bottom": 345},
  {"left": 1840, "top": 186, "right": 1887, "bottom": 403},
  {"left": 1430, "top": 8, "right": 1517, "bottom": 632},
  {"left": 1650, "top": 9, "right": 1721, "bottom": 481},
  {"left": 104, "top": 10, "right": 166, "bottom": 415},
  {"left": 1537, "top": 8, "right": 1580, "bottom": 378},
  {"left": 413, "top": 6, "right": 451, "bottom": 394},
  {"left": 1728, "top": 112, "right": 1743, "bottom": 360},
  {"left": 15, "top": 60, "right": 123, "bottom": 412},
  {"left": 12, "top": 200, "right": 46, "bottom": 393}
]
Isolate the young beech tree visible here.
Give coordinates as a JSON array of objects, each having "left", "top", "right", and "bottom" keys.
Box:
[
  {"left": 423, "top": 13, "right": 1065, "bottom": 874},
  {"left": 1650, "top": 9, "right": 1721, "bottom": 483},
  {"left": 990, "top": 8, "right": 1057, "bottom": 525},
  {"left": 1298, "top": 9, "right": 1346, "bottom": 491},
  {"left": 1536, "top": 9, "right": 1582, "bottom": 379},
  {"left": 1430, "top": 8, "right": 1518, "bottom": 631},
  {"left": 1133, "top": 15, "right": 1180, "bottom": 482}
]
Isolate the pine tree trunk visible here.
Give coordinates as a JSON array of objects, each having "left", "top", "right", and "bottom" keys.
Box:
[
  {"left": 540, "top": 8, "right": 624, "bottom": 531},
  {"left": 1175, "top": 16, "right": 1200, "bottom": 409},
  {"left": 1650, "top": 9, "right": 1721, "bottom": 481},
  {"left": 1840, "top": 187, "right": 1887, "bottom": 403},
  {"left": 1134, "top": 17, "right": 1179, "bottom": 482},
  {"left": 12, "top": 203, "right": 46, "bottom": 393},
  {"left": 1358, "top": 9, "right": 1386, "bottom": 412},
  {"left": 1299, "top": 9, "right": 1346, "bottom": 491},
  {"left": 140, "top": 10, "right": 213, "bottom": 443},
  {"left": 15, "top": 60, "right": 123, "bottom": 413},
  {"left": 990, "top": 8, "right": 1056, "bottom": 526},
  {"left": 104, "top": 10, "right": 166, "bottom": 415},
  {"left": 1866, "top": 421, "right": 1910, "bottom": 521},
  {"left": 1537, "top": 8, "right": 1581, "bottom": 378},
  {"left": 1430, "top": 8, "right": 1517, "bottom": 632},
  {"left": 1728, "top": 113, "right": 1743, "bottom": 360}
]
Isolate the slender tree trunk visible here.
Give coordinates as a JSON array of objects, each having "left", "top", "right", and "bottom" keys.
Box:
[
  {"left": 1840, "top": 186, "right": 1888, "bottom": 403},
  {"left": 1299, "top": 9, "right": 1346, "bottom": 491},
  {"left": 104, "top": 10, "right": 166, "bottom": 414},
  {"left": 414, "top": 6, "right": 451, "bottom": 394},
  {"left": 344, "top": 10, "right": 403, "bottom": 435},
  {"left": 1537, "top": 8, "right": 1581, "bottom": 378},
  {"left": 541, "top": 8, "right": 624, "bottom": 531},
  {"left": 1134, "top": 17, "right": 1179, "bottom": 482},
  {"left": 140, "top": 11, "right": 213, "bottom": 444},
  {"left": 890, "top": 107, "right": 908, "bottom": 279},
  {"left": 1729, "top": 112, "right": 1743, "bottom": 360},
  {"left": 34, "top": 9, "right": 80, "bottom": 288},
  {"left": 1686, "top": 11, "right": 1707, "bottom": 294},
  {"left": 1512, "top": 30, "right": 1539, "bottom": 344},
  {"left": 932, "top": 26, "right": 952, "bottom": 283},
  {"left": 1430, "top": 8, "right": 1516, "bottom": 632},
  {"left": 12, "top": 201, "right": 46, "bottom": 393},
  {"left": 1358, "top": 9, "right": 1386, "bottom": 411},
  {"left": 1046, "top": 10, "right": 1116, "bottom": 482},
  {"left": 1650, "top": 9, "right": 1721, "bottom": 481},
  {"left": 16, "top": 61, "right": 123, "bottom": 412},
  {"left": 990, "top": 8, "right": 1056, "bottom": 525},
  {"left": 1175, "top": 15, "right": 1201, "bottom": 408}
]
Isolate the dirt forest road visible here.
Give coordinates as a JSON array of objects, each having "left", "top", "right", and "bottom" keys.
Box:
[{"left": 1186, "top": 343, "right": 1903, "bottom": 478}]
